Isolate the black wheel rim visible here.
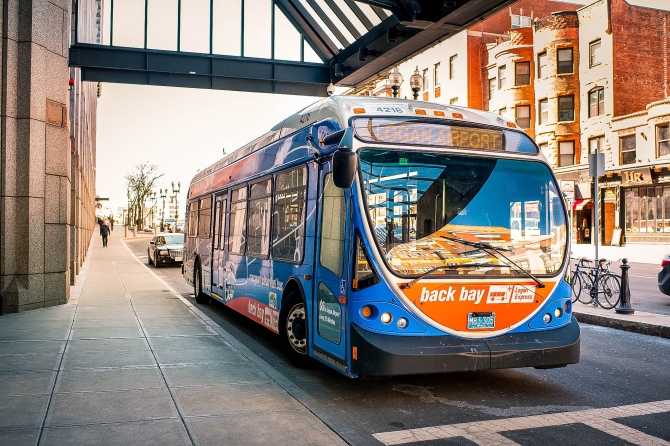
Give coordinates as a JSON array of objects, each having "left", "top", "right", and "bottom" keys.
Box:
[{"left": 286, "top": 303, "right": 307, "bottom": 354}]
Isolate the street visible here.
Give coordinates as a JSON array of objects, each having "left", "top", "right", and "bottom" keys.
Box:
[{"left": 126, "top": 238, "right": 670, "bottom": 446}]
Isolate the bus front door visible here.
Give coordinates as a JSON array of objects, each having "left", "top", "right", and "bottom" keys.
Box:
[
  {"left": 312, "top": 170, "right": 350, "bottom": 369},
  {"left": 211, "top": 193, "right": 227, "bottom": 301}
]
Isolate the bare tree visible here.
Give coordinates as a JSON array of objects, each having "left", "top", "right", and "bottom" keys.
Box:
[{"left": 125, "top": 162, "right": 163, "bottom": 230}]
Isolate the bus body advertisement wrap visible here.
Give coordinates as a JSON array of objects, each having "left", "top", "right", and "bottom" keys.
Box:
[{"left": 183, "top": 96, "right": 579, "bottom": 377}]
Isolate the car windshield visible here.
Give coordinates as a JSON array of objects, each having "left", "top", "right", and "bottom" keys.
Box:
[
  {"left": 359, "top": 149, "right": 567, "bottom": 277},
  {"left": 156, "top": 234, "right": 184, "bottom": 245}
]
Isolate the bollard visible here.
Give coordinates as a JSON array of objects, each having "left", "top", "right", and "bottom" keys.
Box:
[
  {"left": 124, "top": 225, "right": 128, "bottom": 237},
  {"left": 615, "top": 258, "right": 635, "bottom": 314}
]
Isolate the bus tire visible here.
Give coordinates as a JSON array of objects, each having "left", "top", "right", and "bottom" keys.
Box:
[
  {"left": 194, "top": 263, "right": 210, "bottom": 305},
  {"left": 279, "top": 291, "right": 311, "bottom": 368}
]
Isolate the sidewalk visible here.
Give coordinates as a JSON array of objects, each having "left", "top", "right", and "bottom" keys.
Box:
[
  {"left": 0, "top": 234, "right": 345, "bottom": 445},
  {"left": 573, "top": 303, "right": 670, "bottom": 339}
]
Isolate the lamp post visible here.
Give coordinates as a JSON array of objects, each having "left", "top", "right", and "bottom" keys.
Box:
[
  {"left": 149, "top": 191, "right": 157, "bottom": 230},
  {"left": 171, "top": 181, "right": 181, "bottom": 221},
  {"left": 410, "top": 66, "right": 423, "bottom": 100},
  {"left": 126, "top": 189, "right": 130, "bottom": 226},
  {"left": 389, "top": 68, "right": 403, "bottom": 98},
  {"left": 160, "top": 188, "right": 167, "bottom": 231}
]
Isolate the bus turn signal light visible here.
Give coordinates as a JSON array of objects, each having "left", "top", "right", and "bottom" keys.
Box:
[
  {"left": 353, "top": 108, "right": 365, "bottom": 114},
  {"left": 452, "top": 113, "right": 463, "bottom": 119},
  {"left": 506, "top": 122, "right": 517, "bottom": 128},
  {"left": 361, "top": 306, "right": 372, "bottom": 318},
  {"left": 434, "top": 110, "right": 445, "bottom": 116},
  {"left": 415, "top": 109, "right": 426, "bottom": 115}
]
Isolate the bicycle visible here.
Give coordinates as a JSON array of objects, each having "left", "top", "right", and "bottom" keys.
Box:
[{"left": 570, "top": 258, "right": 622, "bottom": 309}]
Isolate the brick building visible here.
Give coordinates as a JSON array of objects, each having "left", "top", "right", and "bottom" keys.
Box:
[{"left": 351, "top": 0, "right": 670, "bottom": 249}]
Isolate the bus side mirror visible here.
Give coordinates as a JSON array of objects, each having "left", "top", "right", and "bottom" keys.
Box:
[{"left": 332, "top": 128, "right": 357, "bottom": 189}]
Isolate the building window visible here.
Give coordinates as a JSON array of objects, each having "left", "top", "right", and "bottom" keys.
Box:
[
  {"left": 422, "top": 68, "right": 428, "bottom": 91},
  {"left": 515, "top": 62, "right": 530, "bottom": 86},
  {"left": 515, "top": 105, "right": 530, "bottom": 128},
  {"left": 620, "top": 134, "right": 636, "bottom": 165},
  {"left": 450, "top": 97, "right": 458, "bottom": 105},
  {"left": 590, "top": 39, "right": 602, "bottom": 67},
  {"left": 557, "top": 48, "right": 574, "bottom": 74},
  {"left": 498, "top": 65, "right": 506, "bottom": 89},
  {"left": 538, "top": 99, "right": 548, "bottom": 124},
  {"left": 488, "top": 78, "right": 496, "bottom": 102},
  {"left": 537, "top": 52, "right": 547, "bottom": 78},
  {"left": 658, "top": 124, "right": 670, "bottom": 157},
  {"left": 511, "top": 14, "right": 531, "bottom": 28},
  {"left": 433, "top": 63, "right": 440, "bottom": 87},
  {"left": 558, "top": 95, "right": 574, "bottom": 121},
  {"left": 625, "top": 186, "right": 670, "bottom": 234},
  {"left": 539, "top": 143, "right": 550, "bottom": 161},
  {"left": 589, "top": 136, "right": 605, "bottom": 154},
  {"left": 559, "top": 141, "right": 575, "bottom": 167},
  {"left": 589, "top": 87, "right": 605, "bottom": 117},
  {"left": 449, "top": 55, "right": 457, "bottom": 79}
]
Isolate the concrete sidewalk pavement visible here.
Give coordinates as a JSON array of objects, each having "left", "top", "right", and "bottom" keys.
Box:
[
  {"left": 0, "top": 233, "right": 346, "bottom": 446},
  {"left": 573, "top": 303, "right": 670, "bottom": 339}
]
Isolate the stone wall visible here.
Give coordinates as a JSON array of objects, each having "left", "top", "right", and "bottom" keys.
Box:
[{"left": 0, "top": 0, "right": 97, "bottom": 313}]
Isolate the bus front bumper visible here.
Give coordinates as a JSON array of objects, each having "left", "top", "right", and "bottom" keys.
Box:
[{"left": 350, "top": 316, "right": 580, "bottom": 377}]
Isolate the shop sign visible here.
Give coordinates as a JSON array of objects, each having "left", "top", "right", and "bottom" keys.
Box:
[
  {"left": 559, "top": 180, "right": 575, "bottom": 200},
  {"left": 622, "top": 167, "right": 652, "bottom": 185}
]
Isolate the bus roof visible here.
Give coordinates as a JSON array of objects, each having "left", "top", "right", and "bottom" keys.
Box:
[{"left": 188, "top": 96, "right": 529, "bottom": 194}]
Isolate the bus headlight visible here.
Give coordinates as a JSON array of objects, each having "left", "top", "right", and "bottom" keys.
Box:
[
  {"left": 554, "top": 307, "right": 563, "bottom": 318},
  {"left": 380, "top": 312, "right": 392, "bottom": 324},
  {"left": 397, "top": 317, "right": 408, "bottom": 329},
  {"left": 543, "top": 313, "right": 552, "bottom": 324}
]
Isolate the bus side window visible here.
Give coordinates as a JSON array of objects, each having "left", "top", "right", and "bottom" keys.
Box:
[
  {"left": 272, "top": 166, "right": 307, "bottom": 263},
  {"left": 320, "top": 173, "right": 345, "bottom": 278},
  {"left": 229, "top": 185, "right": 248, "bottom": 255},
  {"left": 198, "top": 196, "right": 212, "bottom": 238},
  {"left": 352, "top": 233, "right": 380, "bottom": 291},
  {"left": 247, "top": 178, "right": 272, "bottom": 259},
  {"left": 188, "top": 201, "right": 198, "bottom": 238}
]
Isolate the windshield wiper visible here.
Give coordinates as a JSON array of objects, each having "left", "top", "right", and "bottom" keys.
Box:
[
  {"left": 441, "top": 235, "right": 545, "bottom": 288},
  {"left": 400, "top": 263, "right": 509, "bottom": 289}
]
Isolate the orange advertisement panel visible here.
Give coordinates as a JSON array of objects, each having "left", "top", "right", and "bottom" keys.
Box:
[{"left": 400, "top": 281, "right": 556, "bottom": 332}]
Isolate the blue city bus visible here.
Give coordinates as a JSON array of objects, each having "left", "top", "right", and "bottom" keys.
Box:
[{"left": 182, "top": 96, "right": 579, "bottom": 377}]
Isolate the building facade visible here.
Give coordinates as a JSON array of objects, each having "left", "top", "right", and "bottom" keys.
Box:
[
  {"left": 0, "top": 0, "right": 99, "bottom": 312},
  {"left": 351, "top": 0, "right": 670, "bottom": 249}
]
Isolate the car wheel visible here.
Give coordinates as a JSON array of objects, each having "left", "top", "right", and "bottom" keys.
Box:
[
  {"left": 148, "top": 250, "right": 153, "bottom": 265},
  {"left": 194, "top": 263, "right": 210, "bottom": 304},
  {"left": 153, "top": 252, "right": 160, "bottom": 268},
  {"left": 279, "top": 290, "right": 311, "bottom": 368}
]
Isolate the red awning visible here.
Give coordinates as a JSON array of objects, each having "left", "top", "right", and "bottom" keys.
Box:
[{"left": 573, "top": 199, "right": 592, "bottom": 210}]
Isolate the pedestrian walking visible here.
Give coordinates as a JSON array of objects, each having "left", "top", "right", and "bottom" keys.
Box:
[
  {"left": 100, "top": 219, "right": 110, "bottom": 247},
  {"left": 110, "top": 215, "right": 115, "bottom": 231}
]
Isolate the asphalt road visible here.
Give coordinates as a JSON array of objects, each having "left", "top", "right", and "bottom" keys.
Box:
[{"left": 126, "top": 238, "right": 670, "bottom": 446}]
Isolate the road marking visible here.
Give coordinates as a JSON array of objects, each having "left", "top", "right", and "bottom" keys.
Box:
[
  {"left": 630, "top": 275, "right": 656, "bottom": 279},
  {"left": 373, "top": 399, "right": 670, "bottom": 445}
]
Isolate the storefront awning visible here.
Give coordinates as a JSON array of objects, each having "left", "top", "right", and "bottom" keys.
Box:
[{"left": 573, "top": 199, "right": 592, "bottom": 210}]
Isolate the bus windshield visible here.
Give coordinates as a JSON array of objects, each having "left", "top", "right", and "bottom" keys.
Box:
[{"left": 359, "top": 149, "right": 567, "bottom": 277}]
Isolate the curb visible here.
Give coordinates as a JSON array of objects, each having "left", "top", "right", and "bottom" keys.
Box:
[{"left": 574, "top": 312, "right": 670, "bottom": 339}]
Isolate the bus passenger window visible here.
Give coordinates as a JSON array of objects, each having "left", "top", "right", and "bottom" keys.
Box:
[
  {"left": 229, "top": 186, "right": 247, "bottom": 255},
  {"left": 320, "top": 173, "right": 345, "bottom": 278},
  {"left": 188, "top": 202, "right": 198, "bottom": 238},
  {"left": 272, "top": 166, "right": 307, "bottom": 263},
  {"left": 247, "top": 178, "right": 272, "bottom": 259},
  {"left": 198, "top": 197, "right": 211, "bottom": 238},
  {"left": 352, "top": 235, "right": 379, "bottom": 291}
]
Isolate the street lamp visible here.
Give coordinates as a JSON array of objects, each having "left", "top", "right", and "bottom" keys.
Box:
[
  {"left": 410, "top": 66, "right": 423, "bottom": 100},
  {"left": 159, "top": 188, "right": 167, "bottom": 231},
  {"left": 149, "top": 191, "right": 157, "bottom": 229},
  {"left": 389, "top": 68, "right": 403, "bottom": 98},
  {"left": 171, "top": 181, "right": 181, "bottom": 221}
]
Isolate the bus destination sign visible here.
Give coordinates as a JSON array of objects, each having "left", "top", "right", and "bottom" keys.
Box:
[{"left": 353, "top": 118, "right": 504, "bottom": 152}]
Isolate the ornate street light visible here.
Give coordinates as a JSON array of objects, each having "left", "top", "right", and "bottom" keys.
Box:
[
  {"left": 389, "top": 68, "right": 403, "bottom": 98},
  {"left": 159, "top": 188, "right": 167, "bottom": 231},
  {"left": 410, "top": 66, "right": 423, "bottom": 100},
  {"left": 171, "top": 181, "right": 181, "bottom": 221}
]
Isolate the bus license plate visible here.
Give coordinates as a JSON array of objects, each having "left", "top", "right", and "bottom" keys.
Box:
[{"left": 467, "top": 312, "right": 495, "bottom": 329}]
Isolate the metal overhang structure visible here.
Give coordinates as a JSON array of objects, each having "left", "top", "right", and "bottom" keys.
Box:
[{"left": 69, "top": 0, "right": 517, "bottom": 96}]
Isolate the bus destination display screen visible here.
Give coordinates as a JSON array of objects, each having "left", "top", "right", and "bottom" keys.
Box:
[{"left": 353, "top": 118, "right": 504, "bottom": 152}]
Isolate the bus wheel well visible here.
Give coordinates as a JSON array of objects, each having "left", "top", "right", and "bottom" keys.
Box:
[
  {"left": 282, "top": 279, "right": 304, "bottom": 304},
  {"left": 193, "top": 257, "right": 209, "bottom": 305}
]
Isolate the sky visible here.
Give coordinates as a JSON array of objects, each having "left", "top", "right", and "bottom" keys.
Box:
[{"left": 96, "top": 85, "right": 319, "bottom": 215}]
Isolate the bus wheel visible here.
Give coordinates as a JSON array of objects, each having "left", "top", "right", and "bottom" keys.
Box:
[
  {"left": 279, "top": 291, "right": 310, "bottom": 368},
  {"left": 194, "top": 264, "right": 210, "bottom": 305}
]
